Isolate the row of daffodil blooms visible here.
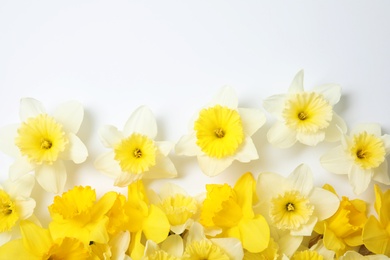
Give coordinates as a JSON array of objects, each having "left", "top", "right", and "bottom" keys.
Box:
[{"left": 0, "top": 70, "right": 389, "bottom": 259}]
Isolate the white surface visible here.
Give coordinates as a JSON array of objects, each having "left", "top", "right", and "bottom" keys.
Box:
[{"left": 1, "top": 1, "right": 390, "bottom": 223}]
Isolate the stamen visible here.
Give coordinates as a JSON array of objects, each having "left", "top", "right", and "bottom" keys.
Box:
[
  {"left": 286, "top": 202, "right": 295, "bottom": 211},
  {"left": 298, "top": 112, "right": 307, "bottom": 120},
  {"left": 41, "top": 139, "right": 52, "bottom": 149},
  {"left": 214, "top": 128, "right": 225, "bottom": 138},
  {"left": 356, "top": 149, "right": 366, "bottom": 159},
  {"left": 133, "top": 148, "right": 142, "bottom": 158},
  {"left": 1, "top": 205, "right": 12, "bottom": 215}
]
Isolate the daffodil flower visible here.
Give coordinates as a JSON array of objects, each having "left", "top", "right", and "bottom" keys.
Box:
[
  {"left": 142, "top": 235, "right": 183, "bottom": 260},
  {"left": 0, "top": 174, "right": 36, "bottom": 246},
  {"left": 0, "top": 98, "right": 88, "bottom": 193},
  {"left": 183, "top": 222, "right": 244, "bottom": 260},
  {"left": 200, "top": 172, "right": 270, "bottom": 253},
  {"left": 263, "top": 70, "right": 347, "bottom": 148},
  {"left": 255, "top": 164, "right": 340, "bottom": 257},
  {"left": 176, "top": 86, "right": 266, "bottom": 176},
  {"left": 94, "top": 105, "right": 177, "bottom": 187},
  {"left": 321, "top": 123, "right": 390, "bottom": 195}
]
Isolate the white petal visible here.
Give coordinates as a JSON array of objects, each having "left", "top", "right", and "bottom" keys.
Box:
[
  {"left": 320, "top": 146, "right": 352, "bottom": 175},
  {"left": 155, "top": 141, "right": 174, "bottom": 156},
  {"left": 313, "top": 84, "right": 342, "bottom": 106},
  {"left": 290, "top": 216, "right": 318, "bottom": 236},
  {"left": 267, "top": 122, "right": 297, "bottom": 148},
  {"left": 35, "top": 161, "right": 67, "bottom": 194},
  {"left": 160, "top": 234, "right": 184, "bottom": 257},
  {"left": 15, "top": 198, "right": 36, "bottom": 219},
  {"left": 208, "top": 86, "right": 238, "bottom": 109},
  {"left": 114, "top": 172, "right": 140, "bottom": 187},
  {"left": 98, "top": 125, "right": 124, "bottom": 148},
  {"left": 197, "top": 155, "right": 233, "bottom": 177},
  {"left": 187, "top": 222, "right": 205, "bottom": 243},
  {"left": 310, "top": 187, "right": 340, "bottom": 220},
  {"left": 277, "top": 233, "right": 303, "bottom": 257},
  {"left": 288, "top": 70, "right": 304, "bottom": 93},
  {"left": 3, "top": 174, "right": 35, "bottom": 198},
  {"left": 53, "top": 101, "right": 84, "bottom": 133},
  {"left": 211, "top": 238, "right": 244, "bottom": 260},
  {"left": 175, "top": 133, "right": 201, "bottom": 156},
  {"left": 348, "top": 165, "right": 372, "bottom": 195},
  {"left": 144, "top": 240, "right": 159, "bottom": 256},
  {"left": 143, "top": 154, "right": 177, "bottom": 179},
  {"left": 60, "top": 133, "right": 88, "bottom": 164},
  {"left": 160, "top": 182, "right": 189, "bottom": 198},
  {"left": 262, "top": 94, "right": 287, "bottom": 120},
  {"left": 110, "top": 231, "right": 131, "bottom": 260},
  {"left": 170, "top": 220, "right": 192, "bottom": 235},
  {"left": 0, "top": 124, "right": 20, "bottom": 157},
  {"left": 288, "top": 164, "right": 313, "bottom": 197},
  {"left": 233, "top": 137, "right": 258, "bottom": 163},
  {"left": 256, "top": 172, "right": 287, "bottom": 204},
  {"left": 19, "top": 98, "right": 45, "bottom": 121},
  {"left": 382, "top": 134, "right": 390, "bottom": 154},
  {"left": 238, "top": 108, "right": 266, "bottom": 136},
  {"left": 9, "top": 157, "right": 35, "bottom": 181},
  {"left": 296, "top": 131, "right": 325, "bottom": 146},
  {"left": 94, "top": 151, "right": 122, "bottom": 179},
  {"left": 350, "top": 123, "right": 381, "bottom": 136},
  {"left": 372, "top": 160, "right": 390, "bottom": 185},
  {"left": 123, "top": 106, "right": 157, "bottom": 138},
  {"left": 0, "top": 232, "right": 12, "bottom": 246},
  {"left": 324, "top": 112, "right": 347, "bottom": 142}
]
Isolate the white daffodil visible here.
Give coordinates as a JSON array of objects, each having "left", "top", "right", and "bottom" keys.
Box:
[
  {"left": 263, "top": 70, "right": 347, "bottom": 148},
  {"left": 142, "top": 235, "right": 183, "bottom": 260},
  {"left": 255, "top": 164, "right": 340, "bottom": 257},
  {"left": 148, "top": 182, "right": 198, "bottom": 235},
  {"left": 0, "top": 174, "right": 36, "bottom": 246},
  {"left": 0, "top": 98, "right": 88, "bottom": 193},
  {"left": 94, "top": 105, "right": 177, "bottom": 187},
  {"left": 175, "top": 86, "right": 266, "bottom": 176},
  {"left": 320, "top": 123, "right": 390, "bottom": 195},
  {"left": 183, "top": 222, "right": 244, "bottom": 260}
]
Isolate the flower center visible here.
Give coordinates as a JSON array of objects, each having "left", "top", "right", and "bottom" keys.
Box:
[
  {"left": 183, "top": 239, "right": 230, "bottom": 260},
  {"left": 114, "top": 133, "right": 157, "bottom": 174},
  {"left": 350, "top": 131, "right": 385, "bottom": 169},
  {"left": 0, "top": 190, "right": 19, "bottom": 232},
  {"left": 194, "top": 105, "right": 244, "bottom": 158},
  {"left": 15, "top": 114, "right": 68, "bottom": 164},
  {"left": 282, "top": 92, "right": 333, "bottom": 134},
  {"left": 270, "top": 190, "right": 314, "bottom": 230}
]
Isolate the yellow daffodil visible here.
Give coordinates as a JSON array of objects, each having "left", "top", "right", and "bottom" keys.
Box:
[
  {"left": 48, "top": 185, "right": 117, "bottom": 244},
  {"left": 0, "top": 220, "right": 90, "bottom": 260},
  {"left": 0, "top": 174, "right": 35, "bottom": 246},
  {"left": 0, "top": 98, "right": 88, "bottom": 193},
  {"left": 243, "top": 238, "right": 279, "bottom": 260},
  {"left": 263, "top": 70, "right": 347, "bottom": 148},
  {"left": 200, "top": 172, "right": 270, "bottom": 253},
  {"left": 255, "top": 164, "right": 340, "bottom": 257},
  {"left": 95, "top": 105, "right": 177, "bottom": 187},
  {"left": 321, "top": 123, "right": 390, "bottom": 194},
  {"left": 183, "top": 222, "right": 244, "bottom": 260},
  {"left": 314, "top": 184, "right": 368, "bottom": 257},
  {"left": 175, "top": 86, "right": 266, "bottom": 176},
  {"left": 142, "top": 235, "right": 183, "bottom": 260},
  {"left": 148, "top": 182, "right": 198, "bottom": 235},
  {"left": 362, "top": 185, "right": 390, "bottom": 256}
]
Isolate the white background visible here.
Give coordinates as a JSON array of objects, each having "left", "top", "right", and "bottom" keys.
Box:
[{"left": 1, "top": 1, "right": 390, "bottom": 224}]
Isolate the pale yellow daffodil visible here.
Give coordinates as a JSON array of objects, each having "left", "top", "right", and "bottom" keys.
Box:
[
  {"left": 263, "top": 70, "right": 347, "bottom": 148},
  {"left": 95, "top": 105, "right": 177, "bottom": 187},
  {"left": 141, "top": 235, "right": 183, "bottom": 260},
  {"left": 175, "top": 86, "right": 266, "bottom": 176},
  {"left": 0, "top": 98, "right": 88, "bottom": 193}
]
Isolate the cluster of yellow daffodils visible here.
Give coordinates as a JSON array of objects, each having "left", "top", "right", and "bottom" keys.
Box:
[{"left": 0, "top": 70, "right": 389, "bottom": 259}]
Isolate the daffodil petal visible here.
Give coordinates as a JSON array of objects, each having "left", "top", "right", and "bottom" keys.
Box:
[
  {"left": 363, "top": 215, "right": 390, "bottom": 255},
  {"left": 290, "top": 215, "right": 318, "bottom": 236},
  {"left": 53, "top": 101, "right": 84, "bottom": 133},
  {"left": 175, "top": 133, "right": 201, "bottom": 156},
  {"left": 323, "top": 224, "right": 345, "bottom": 255},
  {"left": 208, "top": 86, "right": 238, "bottom": 109},
  {"left": 313, "top": 84, "right": 341, "bottom": 106},
  {"left": 114, "top": 172, "right": 140, "bottom": 187},
  {"left": 234, "top": 137, "right": 259, "bottom": 163},
  {"left": 383, "top": 134, "right": 390, "bottom": 154},
  {"left": 350, "top": 123, "right": 381, "bottom": 137},
  {"left": 211, "top": 238, "right": 244, "bottom": 260},
  {"left": 233, "top": 172, "right": 255, "bottom": 219},
  {"left": 320, "top": 145, "right": 352, "bottom": 175},
  {"left": 123, "top": 106, "right": 157, "bottom": 138},
  {"left": 296, "top": 131, "right": 325, "bottom": 146},
  {"left": 263, "top": 94, "right": 287, "bottom": 120},
  {"left": 143, "top": 205, "right": 170, "bottom": 243},
  {"left": 60, "top": 133, "right": 88, "bottom": 164},
  {"left": 35, "top": 161, "right": 66, "bottom": 194},
  {"left": 267, "top": 122, "right": 297, "bottom": 148},
  {"left": 0, "top": 124, "right": 20, "bottom": 157},
  {"left": 0, "top": 239, "right": 33, "bottom": 259},
  {"left": 324, "top": 112, "right": 347, "bottom": 142},
  {"left": 155, "top": 141, "right": 174, "bottom": 156},
  {"left": 238, "top": 216, "right": 270, "bottom": 253},
  {"left": 20, "top": 220, "right": 52, "bottom": 256},
  {"left": 160, "top": 183, "right": 189, "bottom": 199},
  {"left": 197, "top": 155, "right": 233, "bottom": 177},
  {"left": 238, "top": 108, "right": 266, "bottom": 136},
  {"left": 348, "top": 165, "right": 372, "bottom": 195},
  {"left": 310, "top": 187, "right": 340, "bottom": 220},
  {"left": 160, "top": 234, "right": 184, "bottom": 257},
  {"left": 94, "top": 151, "right": 122, "bottom": 179},
  {"left": 288, "top": 164, "right": 313, "bottom": 196},
  {"left": 256, "top": 172, "right": 287, "bottom": 204},
  {"left": 372, "top": 160, "right": 390, "bottom": 185},
  {"left": 144, "top": 240, "right": 159, "bottom": 256},
  {"left": 143, "top": 154, "right": 177, "bottom": 179},
  {"left": 288, "top": 70, "right": 304, "bottom": 93},
  {"left": 277, "top": 233, "right": 303, "bottom": 257},
  {"left": 98, "top": 125, "right": 124, "bottom": 148},
  {"left": 109, "top": 231, "right": 131, "bottom": 260},
  {"left": 9, "top": 157, "right": 35, "bottom": 181},
  {"left": 15, "top": 198, "right": 36, "bottom": 219},
  {"left": 0, "top": 232, "right": 12, "bottom": 247},
  {"left": 19, "top": 98, "right": 45, "bottom": 121},
  {"left": 2, "top": 174, "right": 35, "bottom": 198}
]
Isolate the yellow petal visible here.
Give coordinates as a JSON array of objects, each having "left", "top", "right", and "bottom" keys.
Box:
[
  {"left": 20, "top": 220, "right": 52, "bottom": 256},
  {"left": 233, "top": 172, "right": 256, "bottom": 219},
  {"left": 363, "top": 215, "right": 390, "bottom": 255},
  {"left": 237, "top": 215, "right": 270, "bottom": 253},
  {"left": 0, "top": 239, "right": 35, "bottom": 260},
  {"left": 143, "top": 205, "right": 170, "bottom": 243},
  {"left": 323, "top": 224, "right": 345, "bottom": 256}
]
